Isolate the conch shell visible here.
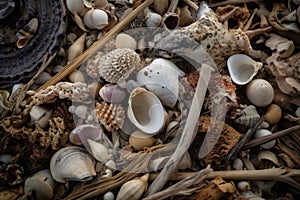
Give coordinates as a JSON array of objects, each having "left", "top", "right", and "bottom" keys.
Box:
[{"left": 127, "top": 87, "right": 166, "bottom": 135}]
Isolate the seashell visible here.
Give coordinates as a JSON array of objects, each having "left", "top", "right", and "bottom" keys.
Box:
[
  {"left": 87, "top": 139, "right": 112, "bottom": 164},
  {"left": 11, "top": 83, "right": 25, "bottom": 95},
  {"left": 246, "top": 79, "right": 274, "bottom": 107},
  {"left": 69, "top": 69, "right": 86, "bottom": 83},
  {"left": 153, "top": 0, "right": 169, "bottom": 16},
  {"left": 137, "top": 58, "right": 184, "bottom": 107},
  {"left": 103, "top": 191, "right": 114, "bottom": 200},
  {"left": 68, "top": 33, "right": 86, "bottom": 62},
  {"left": 29, "top": 105, "right": 53, "bottom": 128},
  {"left": 74, "top": 105, "right": 89, "bottom": 119},
  {"left": 179, "top": 6, "right": 194, "bottom": 26},
  {"left": 16, "top": 18, "right": 38, "bottom": 48},
  {"left": 24, "top": 169, "right": 55, "bottom": 200},
  {"left": 99, "top": 83, "right": 127, "bottom": 103},
  {"left": 95, "top": 101, "right": 125, "bottom": 131},
  {"left": 69, "top": 124, "right": 103, "bottom": 146},
  {"left": 264, "top": 104, "right": 282, "bottom": 124},
  {"left": 116, "top": 33, "right": 137, "bottom": 50},
  {"left": 161, "top": 12, "right": 180, "bottom": 30},
  {"left": 254, "top": 129, "right": 276, "bottom": 149},
  {"left": 233, "top": 158, "right": 244, "bottom": 170},
  {"left": 116, "top": 173, "right": 149, "bottom": 200},
  {"left": 146, "top": 12, "right": 162, "bottom": 27},
  {"left": 94, "top": 0, "right": 108, "bottom": 9},
  {"left": 227, "top": 54, "right": 263, "bottom": 85},
  {"left": 0, "top": 0, "right": 15, "bottom": 19},
  {"left": 127, "top": 87, "right": 166, "bottom": 135},
  {"left": 98, "top": 48, "right": 141, "bottom": 83},
  {"left": 50, "top": 146, "right": 96, "bottom": 183},
  {"left": 234, "top": 105, "right": 260, "bottom": 127},
  {"left": 66, "top": 0, "right": 85, "bottom": 15},
  {"left": 129, "top": 130, "right": 157, "bottom": 151},
  {"left": 257, "top": 150, "right": 280, "bottom": 166},
  {"left": 83, "top": 9, "right": 109, "bottom": 29},
  {"left": 237, "top": 181, "right": 251, "bottom": 192}
]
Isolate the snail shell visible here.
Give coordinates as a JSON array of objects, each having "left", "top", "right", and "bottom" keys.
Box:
[
  {"left": 83, "top": 9, "right": 108, "bottom": 30},
  {"left": 246, "top": 79, "right": 274, "bottom": 107},
  {"left": 50, "top": 146, "right": 96, "bottom": 183},
  {"left": 264, "top": 104, "right": 282, "bottom": 124},
  {"left": 16, "top": 18, "right": 39, "bottom": 48}
]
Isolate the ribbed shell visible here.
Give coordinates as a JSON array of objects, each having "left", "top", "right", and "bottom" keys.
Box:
[
  {"left": 95, "top": 101, "right": 125, "bottom": 131},
  {"left": 98, "top": 48, "right": 141, "bottom": 83}
]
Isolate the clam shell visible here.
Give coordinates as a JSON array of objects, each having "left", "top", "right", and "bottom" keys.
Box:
[
  {"left": 137, "top": 58, "right": 184, "bottom": 107},
  {"left": 254, "top": 129, "right": 275, "bottom": 149},
  {"left": 83, "top": 9, "right": 108, "bottom": 29},
  {"left": 246, "top": 79, "right": 274, "bottom": 107},
  {"left": 129, "top": 130, "right": 157, "bottom": 151},
  {"left": 24, "top": 169, "right": 55, "bottom": 200},
  {"left": 264, "top": 104, "right": 282, "bottom": 124},
  {"left": 227, "top": 54, "right": 263, "bottom": 85},
  {"left": 127, "top": 87, "right": 166, "bottom": 135},
  {"left": 50, "top": 146, "right": 96, "bottom": 183}
]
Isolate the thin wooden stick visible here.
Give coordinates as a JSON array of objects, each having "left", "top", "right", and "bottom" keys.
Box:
[
  {"left": 209, "top": 0, "right": 260, "bottom": 8},
  {"left": 37, "top": 0, "right": 155, "bottom": 92},
  {"left": 145, "top": 64, "right": 214, "bottom": 196},
  {"left": 182, "top": 0, "right": 199, "bottom": 11}
]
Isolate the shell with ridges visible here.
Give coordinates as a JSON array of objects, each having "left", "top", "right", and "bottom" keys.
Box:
[
  {"left": 50, "top": 146, "right": 96, "bottom": 183},
  {"left": 234, "top": 105, "right": 260, "bottom": 127},
  {"left": 264, "top": 104, "right": 282, "bottom": 124},
  {"left": 246, "top": 79, "right": 274, "bottom": 107},
  {"left": 98, "top": 48, "right": 141, "bottom": 83},
  {"left": 116, "top": 173, "right": 149, "bottom": 200}
]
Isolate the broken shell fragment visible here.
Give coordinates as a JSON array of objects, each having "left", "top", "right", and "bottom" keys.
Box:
[
  {"left": 16, "top": 18, "right": 38, "bottom": 48},
  {"left": 264, "top": 104, "right": 282, "bottom": 124},
  {"left": 83, "top": 9, "right": 109, "bottom": 29},
  {"left": 227, "top": 54, "right": 263, "bottom": 85},
  {"left": 50, "top": 146, "right": 96, "bottom": 183},
  {"left": 116, "top": 173, "right": 149, "bottom": 200},
  {"left": 254, "top": 129, "right": 275, "bottom": 149},
  {"left": 127, "top": 87, "right": 166, "bottom": 135},
  {"left": 129, "top": 130, "right": 157, "bottom": 151},
  {"left": 67, "top": 33, "right": 86, "bottom": 62},
  {"left": 69, "top": 124, "right": 103, "bottom": 146},
  {"left": 257, "top": 150, "right": 280, "bottom": 166},
  {"left": 246, "top": 79, "right": 274, "bottom": 107},
  {"left": 87, "top": 139, "right": 112, "bottom": 164},
  {"left": 24, "top": 169, "right": 55, "bottom": 200}
]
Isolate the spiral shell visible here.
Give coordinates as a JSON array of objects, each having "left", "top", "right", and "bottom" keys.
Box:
[
  {"left": 95, "top": 101, "right": 125, "bottom": 131},
  {"left": 83, "top": 9, "right": 109, "bottom": 30},
  {"left": 98, "top": 48, "right": 141, "bottom": 83},
  {"left": 246, "top": 79, "right": 274, "bottom": 107},
  {"left": 16, "top": 18, "right": 39, "bottom": 48},
  {"left": 264, "top": 104, "right": 282, "bottom": 124}
]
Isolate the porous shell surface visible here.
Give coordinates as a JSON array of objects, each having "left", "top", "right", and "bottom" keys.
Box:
[
  {"left": 246, "top": 79, "right": 274, "bottom": 107},
  {"left": 98, "top": 48, "right": 141, "bottom": 83},
  {"left": 50, "top": 146, "right": 96, "bottom": 183}
]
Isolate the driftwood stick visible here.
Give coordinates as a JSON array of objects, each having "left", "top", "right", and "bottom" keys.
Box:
[
  {"left": 144, "top": 64, "right": 214, "bottom": 196},
  {"left": 37, "top": 0, "right": 155, "bottom": 92},
  {"left": 209, "top": 0, "right": 260, "bottom": 8}
]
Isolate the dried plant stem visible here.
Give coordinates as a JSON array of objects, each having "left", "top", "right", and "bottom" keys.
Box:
[
  {"left": 37, "top": 0, "right": 155, "bottom": 92},
  {"left": 245, "top": 26, "right": 272, "bottom": 40},
  {"left": 182, "top": 0, "right": 199, "bottom": 11},
  {"left": 243, "top": 125, "right": 300, "bottom": 149},
  {"left": 149, "top": 168, "right": 300, "bottom": 190},
  {"left": 209, "top": 0, "right": 260, "bottom": 8},
  {"left": 277, "top": 141, "right": 300, "bottom": 167},
  {"left": 243, "top": 8, "right": 257, "bottom": 31},
  {"left": 219, "top": 7, "right": 239, "bottom": 23},
  {"left": 167, "top": 0, "right": 179, "bottom": 13},
  {"left": 144, "top": 64, "right": 213, "bottom": 196}
]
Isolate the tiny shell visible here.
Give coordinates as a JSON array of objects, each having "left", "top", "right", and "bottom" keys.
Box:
[
  {"left": 233, "top": 158, "right": 244, "bottom": 170},
  {"left": 99, "top": 83, "right": 127, "bottom": 103},
  {"left": 264, "top": 104, "right": 282, "bottom": 124},
  {"left": 146, "top": 12, "right": 162, "bottom": 27},
  {"left": 16, "top": 18, "right": 38, "bottom": 48},
  {"left": 237, "top": 181, "right": 251, "bottom": 192},
  {"left": 129, "top": 130, "right": 157, "bottom": 151},
  {"left": 116, "top": 33, "right": 137, "bottom": 50},
  {"left": 234, "top": 105, "right": 260, "bottom": 127},
  {"left": 254, "top": 129, "right": 275, "bottom": 149},
  {"left": 29, "top": 105, "right": 53, "bottom": 128},
  {"left": 83, "top": 9, "right": 108, "bottom": 30},
  {"left": 68, "top": 33, "right": 86, "bottom": 62},
  {"left": 87, "top": 139, "right": 112, "bottom": 164},
  {"left": 69, "top": 124, "right": 103, "bottom": 146},
  {"left": 257, "top": 150, "right": 280, "bottom": 166},
  {"left": 69, "top": 69, "right": 86, "bottom": 83},
  {"left": 66, "top": 0, "right": 85, "bottom": 15},
  {"left": 103, "top": 191, "right": 114, "bottom": 200},
  {"left": 153, "top": 0, "right": 169, "bottom": 15},
  {"left": 246, "top": 79, "right": 274, "bottom": 107}
]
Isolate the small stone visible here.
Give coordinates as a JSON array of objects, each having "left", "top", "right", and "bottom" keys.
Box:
[{"left": 35, "top": 72, "right": 52, "bottom": 85}]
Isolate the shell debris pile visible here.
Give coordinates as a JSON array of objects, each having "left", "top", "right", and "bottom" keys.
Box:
[{"left": 1, "top": 0, "right": 300, "bottom": 200}]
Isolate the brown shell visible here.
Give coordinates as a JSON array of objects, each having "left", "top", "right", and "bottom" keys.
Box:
[
  {"left": 264, "top": 104, "right": 282, "bottom": 124},
  {"left": 95, "top": 101, "right": 125, "bottom": 132}
]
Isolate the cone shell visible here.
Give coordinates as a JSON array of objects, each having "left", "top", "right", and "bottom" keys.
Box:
[
  {"left": 129, "top": 130, "right": 157, "bottom": 151},
  {"left": 50, "top": 146, "right": 96, "bottom": 183},
  {"left": 264, "top": 104, "right": 282, "bottom": 124},
  {"left": 98, "top": 48, "right": 141, "bottom": 83},
  {"left": 95, "top": 101, "right": 125, "bottom": 131},
  {"left": 246, "top": 79, "right": 274, "bottom": 107},
  {"left": 116, "top": 173, "right": 149, "bottom": 200}
]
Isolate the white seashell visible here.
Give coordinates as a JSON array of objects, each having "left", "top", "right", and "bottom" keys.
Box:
[
  {"left": 24, "top": 169, "right": 55, "bottom": 200},
  {"left": 146, "top": 12, "right": 162, "bottom": 27},
  {"left": 227, "top": 54, "right": 263, "bottom": 85},
  {"left": 83, "top": 9, "right": 108, "bottom": 30},
  {"left": 11, "top": 83, "right": 25, "bottom": 95},
  {"left": 257, "top": 150, "right": 280, "bottom": 166},
  {"left": 99, "top": 83, "right": 127, "bottom": 103},
  {"left": 69, "top": 124, "right": 103, "bottom": 146},
  {"left": 116, "top": 33, "right": 137, "bottom": 50},
  {"left": 254, "top": 129, "right": 276, "bottom": 149},
  {"left": 66, "top": 0, "right": 85, "bottom": 15},
  {"left": 127, "top": 87, "right": 166, "bottom": 135},
  {"left": 129, "top": 130, "right": 157, "bottom": 151},
  {"left": 69, "top": 69, "right": 85, "bottom": 83},
  {"left": 68, "top": 33, "right": 86, "bottom": 62},
  {"left": 137, "top": 58, "right": 184, "bottom": 107},
  {"left": 50, "top": 146, "right": 96, "bottom": 183},
  {"left": 29, "top": 105, "right": 53, "bottom": 128},
  {"left": 103, "top": 191, "right": 114, "bottom": 200},
  {"left": 116, "top": 173, "right": 149, "bottom": 200},
  {"left": 87, "top": 139, "right": 112, "bottom": 164},
  {"left": 246, "top": 79, "right": 274, "bottom": 107},
  {"left": 237, "top": 181, "right": 251, "bottom": 192}
]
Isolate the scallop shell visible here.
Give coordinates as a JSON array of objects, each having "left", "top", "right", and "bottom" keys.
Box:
[
  {"left": 246, "top": 79, "right": 274, "bottom": 107},
  {"left": 129, "top": 130, "right": 157, "bottom": 151},
  {"left": 16, "top": 18, "right": 39, "bottom": 48},
  {"left": 254, "top": 129, "right": 275, "bottom": 149},
  {"left": 83, "top": 9, "right": 108, "bottom": 30},
  {"left": 136, "top": 58, "right": 184, "bottom": 107},
  {"left": 50, "top": 146, "right": 96, "bottom": 183},
  {"left": 264, "top": 104, "right": 282, "bottom": 124},
  {"left": 98, "top": 48, "right": 141, "bottom": 83},
  {"left": 227, "top": 54, "right": 263, "bottom": 85},
  {"left": 95, "top": 101, "right": 125, "bottom": 131},
  {"left": 127, "top": 87, "right": 166, "bottom": 135},
  {"left": 24, "top": 169, "right": 55, "bottom": 200}
]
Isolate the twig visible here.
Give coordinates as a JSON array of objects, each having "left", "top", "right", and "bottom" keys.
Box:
[
  {"left": 209, "top": 0, "right": 260, "bottom": 8},
  {"left": 149, "top": 168, "right": 300, "bottom": 190},
  {"left": 219, "top": 7, "right": 239, "bottom": 23},
  {"left": 182, "top": 0, "right": 199, "bottom": 11},
  {"left": 277, "top": 140, "right": 300, "bottom": 167},
  {"left": 144, "top": 64, "right": 214, "bottom": 196},
  {"left": 245, "top": 26, "right": 272, "bottom": 40},
  {"left": 243, "top": 8, "right": 257, "bottom": 31},
  {"left": 243, "top": 125, "right": 300, "bottom": 149},
  {"left": 37, "top": 0, "right": 155, "bottom": 92},
  {"left": 167, "top": 0, "right": 179, "bottom": 13}
]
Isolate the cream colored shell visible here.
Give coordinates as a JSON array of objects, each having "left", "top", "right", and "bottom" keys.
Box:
[{"left": 246, "top": 79, "right": 274, "bottom": 107}]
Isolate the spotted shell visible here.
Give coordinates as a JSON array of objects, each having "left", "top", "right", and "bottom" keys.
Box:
[
  {"left": 246, "top": 79, "right": 274, "bottom": 107},
  {"left": 98, "top": 48, "right": 141, "bottom": 83}
]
